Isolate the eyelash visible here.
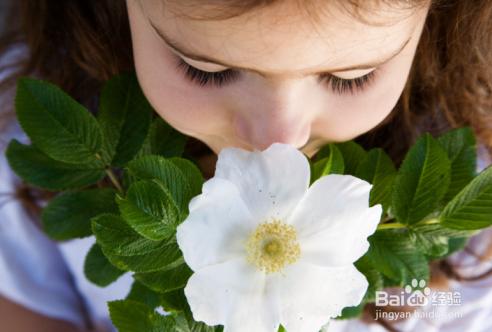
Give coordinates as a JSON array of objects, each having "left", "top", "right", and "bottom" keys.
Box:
[{"left": 175, "top": 57, "right": 377, "bottom": 95}]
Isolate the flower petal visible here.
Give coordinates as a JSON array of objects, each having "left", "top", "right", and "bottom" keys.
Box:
[
  {"left": 185, "top": 258, "right": 280, "bottom": 332},
  {"left": 176, "top": 178, "right": 255, "bottom": 271},
  {"left": 288, "top": 174, "right": 382, "bottom": 266},
  {"left": 277, "top": 261, "right": 368, "bottom": 332},
  {"left": 300, "top": 205, "right": 381, "bottom": 267},
  {"left": 215, "top": 143, "right": 310, "bottom": 223}
]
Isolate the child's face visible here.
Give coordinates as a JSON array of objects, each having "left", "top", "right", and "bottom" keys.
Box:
[{"left": 127, "top": 0, "right": 430, "bottom": 156}]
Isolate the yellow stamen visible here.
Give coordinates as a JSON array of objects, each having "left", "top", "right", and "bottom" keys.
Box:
[{"left": 246, "top": 219, "right": 301, "bottom": 273}]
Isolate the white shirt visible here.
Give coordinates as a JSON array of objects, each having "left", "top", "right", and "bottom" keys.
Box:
[
  {"left": 0, "top": 120, "right": 134, "bottom": 332},
  {"left": 1, "top": 44, "right": 492, "bottom": 332},
  {"left": 0, "top": 44, "right": 133, "bottom": 332}
]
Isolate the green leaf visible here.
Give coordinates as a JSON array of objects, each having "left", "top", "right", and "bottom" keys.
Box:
[
  {"left": 92, "top": 214, "right": 164, "bottom": 256},
  {"left": 169, "top": 158, "right": 204, "bottom": 199},
  {"left": 108, "top": 300, "right": 175, "bottom": 332},
  {"left": 437, "top": 127, "right": 477, "bottom": 203},
  {"left": 101, "top": 244, "right": 183, "bottom": 273},
  {"left": 310, "top": 144, "right": 344, "bottom": 183},
  {"left": 6, "top": 140, "right": 105, "bottom": 191},
  {"left": 440, "top": 165, "right": 492, "bottom": 230},
  {"left": 367, "top": 230, "right": 429, "bottom": 286},
  {"left": 127, "top": 156, "right": 203, "bottom": 216},
  {"left": 409, "top": 223, "right": 476, "bottom": 258},
  {"left": 334, "top": 141, "right": 368, "bottom": 175},
  {"left": 411, "top": 231, "right": 449, "bottom": 258},
  {"left": 136, "top": 118, "right": 188, "bottom": 159},
  {"left": 98, "top": 73, "right": 153, "bottom": 167},
  {"left": 337, "top": 302, "right": 365, "bottom": 320},
  {"left": 117, "top": 179, "right": 180, "bottom": 240},
  {"left": 446, "top": 237, "right": 470, "bottom": 256},
  {"left": 41, "top": 188, "right": 118, "bottom": 240},
  {"left": 126, "top": 281, "right": 162, "bottom": 309},
  {"left": 149, "top": 117, "right": 188, "bottom": 158},
  {"left": 92, "top": 214, "right": 182, "bottom": 272},
  {"left": 354, "top": 255, "right": 384, "bottom": 302},
  {"left": 84, "top": 243, "right": 125, "bottom": 287},
  {"left": 392, "top": 133, "right": 451, "bottom": 225},
  {"left": 174, "top": 312, "right": 222, "bottom": 332},
  {"left": 159, "top": 289, "right": 189, "bottom": 313},
  {"left": 126, "top": 156, "right": 189, "bottom": 215},
  {"left": 15, "top": 78, "right": 105, "bottom": 166},
  {"left": 135, "top": 263, "right": 193, "bottom": 294},
  {"left": 355, "top": 148, "right": 397, "bottom": 213}
]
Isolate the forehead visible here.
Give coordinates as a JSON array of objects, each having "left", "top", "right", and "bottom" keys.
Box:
[{"left": 142, "top": 0, "right": 428, "bottom": 74}]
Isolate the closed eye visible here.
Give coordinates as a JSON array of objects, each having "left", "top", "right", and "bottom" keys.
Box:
[{"left": 175, "top": 57, "right": 377, "bottom": 95}]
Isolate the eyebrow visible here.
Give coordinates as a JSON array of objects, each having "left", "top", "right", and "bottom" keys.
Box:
[{"left": 149, "top": 20, "right": 412, "bottom": 75}]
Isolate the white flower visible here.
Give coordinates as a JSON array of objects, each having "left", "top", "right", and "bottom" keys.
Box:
[{"left": 176, "top": 143, "right": 382, "bottom": 332}]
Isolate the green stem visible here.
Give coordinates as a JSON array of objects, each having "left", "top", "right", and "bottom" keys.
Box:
[
  {"left": 377, "top": 222, "right": 406, "bottom": 230},
  {"left": 376, "top": 217, "right": 440, "bottom": 231},
  {"left": 420, "top": 218, "right": 439, "bottom": 225},
  {"left": 105, "top": 168, "right": 124, "bottom": 194},
  {"left": 95, "top": 152, "right": 124, "bottom": 194}
]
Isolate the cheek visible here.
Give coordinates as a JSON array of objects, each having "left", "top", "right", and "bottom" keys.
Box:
[
  {"left": 315, "top": 60, "right": 412, "bottom": 142},
  {"left": 137, "top": 63, "right": 229, "bottom": 138},
  {"left": 128, "top": 1, "right": 231, "bottom": 139}
]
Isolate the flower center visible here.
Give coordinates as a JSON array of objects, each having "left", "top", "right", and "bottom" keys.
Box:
[{"left": 246, "top": 220, "right": 301, "bottom": 273}]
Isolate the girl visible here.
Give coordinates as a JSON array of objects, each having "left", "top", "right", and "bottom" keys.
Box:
[{"left": 0, "top": 0, "right": 491, "bottom": 331}]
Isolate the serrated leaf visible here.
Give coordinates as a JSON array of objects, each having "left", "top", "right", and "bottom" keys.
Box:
[
  {"left": 355, "top": 148, "right": 397, "bottom": 213},
  {"left": 136, "top": 117, "right": 188, "bottom": 160},
  {"left": 150, "top": 117, "right": 188, "bottom": 158},
  {"left": 410, "top": 223, "right": 476, "bottom": 258},
  {"left": 92, "top": 214, "right": 164, "bottom": 256},
  {"left": 392, "top": 133, "right": 451, "bottom": 225},
  {"left": 98, "top": 73, "right": 153, "bottom": 167},
  {"left": 169, "top": 158, "right": 204, "bottom": 199},
  {"left": 410, "top": 223, "right": 476, "bottom": 238},
  {"left": 354, "top": 255, "right": 384, "bottom": 303},
  {"left": 126, "top": 281, "right": 162, "bottom": 309},
  {"left": 159, "top": 289, "right": 189, "bottom": 313},
  {"left": 84, "top": 243, "right": 125, "bottom": 287},
  {"left": 15, "top": 78, "right": 106, "bottom": 166},
  {"left": 310, "top": 144, "right": 344, "bottom": 183},
  {"left": 334, "top": 141, "right": 368, "bottom": 175},
  {"left": 367, "top": 230, "right": 429, "bottom": 286},
  {"left": 411, "top": 231, "right": 449, "bottom": 258},
  {"left": 41, "top": 188, "right": 118, "bottom": 240},
  {"left": 117, "top": 179, "right": 180, "bottom": 240},
  {"left": 446, "top": 237, "right": 470, "bottom": 256},
  {"left": 101, "top": 243, "right": 183, "bottom": 273},
  {"left": 174, "top": 312, "right": 222, "bottom": 332},
  {"left": 6, "top": 140, "right": 105, "bottom": 191},
  {"left": 127, "top": 156, "right": 190, "bottom": 216},
  {"left": 337, "top": 302, "right": 365, "bottom": 320},
  {"left": 437, "top": 127, "right": 477, "bottom": 203},
  {"left": 108, "top": 300, "right": 175, "bottom": 332},
  {"left": 440, "top": 165, "right": 492, "bottom": 230},
  {"left": 92, "top": 214, "right": 182, "bottom": 273},
  {"left": 135, "top": 263, "right": 193, "bottom": 294}
]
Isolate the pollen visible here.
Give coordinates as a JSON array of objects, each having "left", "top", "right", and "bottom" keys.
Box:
[{"left": 246, "top": 219, "right": 301, "bottom": 273}]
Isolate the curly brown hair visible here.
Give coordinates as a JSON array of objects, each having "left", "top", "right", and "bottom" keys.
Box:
[{"left": 1, "top": 0, "right": 492, "bottom": 330}]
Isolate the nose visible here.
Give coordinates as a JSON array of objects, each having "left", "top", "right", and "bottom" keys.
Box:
[
  {"left": 233, "top": 80, "right": 314, "bottom": 151},
  {"left": 234, "top": 103, "right": 311, "bottom": 150}
]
